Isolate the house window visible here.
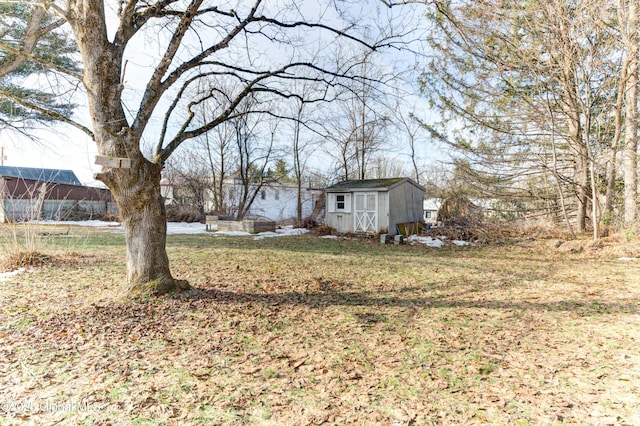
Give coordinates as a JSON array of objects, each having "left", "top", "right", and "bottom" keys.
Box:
[
  {"left": 425, "top": 211, "right": 432, "bottom": 219},
  {"left": 261, "top": 190, "right": 266, "bottom": 200},
  {"left": 330, "top": 193, "right": 351, "bottom": 213},
  {"left": 275, "top": 189, "right": 280, "bottom": 200}
]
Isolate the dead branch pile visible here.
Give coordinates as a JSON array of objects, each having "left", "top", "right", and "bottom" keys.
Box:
[{"left": 437, "top": 195, "right": 483, "bottom": 228}]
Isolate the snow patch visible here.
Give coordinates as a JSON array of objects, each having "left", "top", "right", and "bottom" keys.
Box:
[
  {"left": 253, "top": 227, "right": 309, "bottom": 240},
  {"left": 166, "top": 223, "right": 208, "bottom": 235},
  {"left": 32, "top": 219, "right": 121, "bottom": 227},
  {"left": 406, "top": 235, "right": 445, "bottom": 248},
  {"left": 0, "top": 268, "right": 31, "bottom": 282}
]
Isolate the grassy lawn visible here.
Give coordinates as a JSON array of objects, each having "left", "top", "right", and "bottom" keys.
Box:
[{"left": 1, "top": 227, "right": 639, "bottom": 425}]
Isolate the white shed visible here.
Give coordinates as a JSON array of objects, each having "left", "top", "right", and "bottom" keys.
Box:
[{"left": 324, "top": 178, "right": 425, "bottom": 235}]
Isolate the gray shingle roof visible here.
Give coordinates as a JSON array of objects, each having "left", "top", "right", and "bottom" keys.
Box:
[
  {"left": 0, "top": 166, "right": 82, "bottom": 186},
  {"left": 325, "top": 177, "right": 421, "bottom": 191}
]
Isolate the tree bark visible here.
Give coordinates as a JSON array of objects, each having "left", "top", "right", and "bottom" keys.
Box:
[
  {"left": 104, "top": 159, "right": 188, "bottom": 294},
  {"left": 623, "top": 68, "right": 638, "bottom": 225},
  {"left": 622, "top": 0, "right": 639, "bottom": 225},
  {"left": 95, "top": 140, "right": 189, "bottom": 295},
  {"left": 67, "top": 0, "right": 188, "bottom": 295}
]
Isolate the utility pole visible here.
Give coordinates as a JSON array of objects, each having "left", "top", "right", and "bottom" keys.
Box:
[{"left": 1, "top": 146, "right": 4, "bottom": 166}]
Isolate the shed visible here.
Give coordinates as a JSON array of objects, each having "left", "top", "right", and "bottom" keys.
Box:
[{"left": 324, "top": 178, "right": 425, "bottom": 235}]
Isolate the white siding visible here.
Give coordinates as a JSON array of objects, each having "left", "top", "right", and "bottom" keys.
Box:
[
  {"left": 377, "top": 191, "right": 389, "bottom": 233},
  {"left": 203, "top": 183, "right": 319, "bottom": 222},
  {"left": 325, "top": 178, "right": 425, "bottom": 235},
  {"left": 326, "top": 212, "right": 353, "bottom": 233}
]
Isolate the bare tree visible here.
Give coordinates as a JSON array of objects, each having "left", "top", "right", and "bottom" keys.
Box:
[
  {"left": 289, "top": 95, "right": 317, "bottom": 225},
  {"left": 196, "top": 89, "right": 236, "bottom": 216},
  {"left": 322, "top": 51, "right": 392, "bottom": 181},
  {"left": 619, "top": 0, "right": 639, "bottom": 225},
  {"left": 394, "top": 105, "right": 427, "bottom": 184},
  {"left": 369, "top": 155, "right": 409, "bottom": 179},
  {"left": 163, "top": 153, "right": 208, "bottom": 215},
  {"left": 233, "top": 102, "right": 279, "bottom": 220},
  {"left": 350, "top": 52, "right": 392, "bottom": 180},
  {"left": 202, "top": 124, "right": 234, "bottom": 215},
  {"left": 0, "top": 0, "right": 409, "bottom": 294}
]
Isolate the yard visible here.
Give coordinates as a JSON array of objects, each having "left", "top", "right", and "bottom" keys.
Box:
[{"left": 1, "top": 226, "right": 639, "bottom": 425}]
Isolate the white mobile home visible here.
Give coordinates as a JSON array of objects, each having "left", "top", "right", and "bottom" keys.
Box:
[
  {"left": 160, "top": 177, "right": 323, "bottom": 222},
  {"left": 324, "top": 178, "right": 425, "bottom": 235},
  {"left": 423, "top": 198, "right": 441, "bottom": 225}
]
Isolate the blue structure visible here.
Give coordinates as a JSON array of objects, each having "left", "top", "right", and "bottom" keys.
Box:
[{"left": 0, "top": 166, "right": 82, "bottom": 186}]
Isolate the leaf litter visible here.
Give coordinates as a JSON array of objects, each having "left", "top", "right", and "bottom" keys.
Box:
[{"left": 0, "top": 232, "right": 639, "bottom": 425}]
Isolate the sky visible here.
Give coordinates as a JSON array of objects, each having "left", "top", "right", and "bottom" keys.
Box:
[
  {"left": 1, "top": 126, "right": 100, "bottom": 185},
  {"left": 0, "top": 0, "right": 445, "bottom": 187}
]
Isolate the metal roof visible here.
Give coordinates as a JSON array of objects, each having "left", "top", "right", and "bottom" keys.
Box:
[
  {"left": 0, "top": 166, "right": 82, "bottom": 186},
  {"left": 423, "top": 198, "right": 441, "bottom": 211},
  {"left": 325, "top": 177, "right": 424, "bottom": 192}
]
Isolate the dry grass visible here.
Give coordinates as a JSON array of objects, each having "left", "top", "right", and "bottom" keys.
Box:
[
  {"left": 0, "top": 228, "right": 639, "bottom": 425},
  {"left": 0, "top": 251, "right": 52, "bottom": 270}
]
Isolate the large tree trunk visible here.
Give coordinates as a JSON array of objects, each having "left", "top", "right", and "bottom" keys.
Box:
[
  {"left": 96, "top": 142, "right": 189, "bottom": 295},
  {"left": 105, "top": 160, "right": 188, "bottom": 294},
  {"left": 567, "top": 112, "right": 588, "bottom": 233},
  {"left": 67, "top": 0, "right": 188, "bottom": 295}
]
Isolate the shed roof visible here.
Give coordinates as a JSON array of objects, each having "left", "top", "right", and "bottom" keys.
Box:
[
  {"left": 325, "top": 177, "right": 424, "bottom": 192},
  {"left": 423, "top": 198, "right": 441, "bottom": 211},
  {"left": 0, "top": 166, "right": 82, "bottom": 186}
]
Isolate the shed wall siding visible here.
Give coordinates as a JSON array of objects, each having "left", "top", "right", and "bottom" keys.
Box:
[
  {"left": 326, "top": 212, "right": 353, "bottom": 233},
  {"left": 377, "top": 191, "right": 389, "bottom": 233},
  {"left": 2, "top": 199, "right": 117, "bottom": 221},
  {"left": 2, "top": 179, "right": 112, "bottom": 201},
  {"left": 388, "top": 182, "right": 425, "bottom": 234}
]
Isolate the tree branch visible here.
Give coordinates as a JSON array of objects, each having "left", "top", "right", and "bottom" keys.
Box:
[
  {"left": 133, "top": 0, "right": 262, "bottom": 135},
  {"left": 0, "top": 40, "right": 82, "bottom": 80},
  {"left": 0, "top": 90, "right": 94, "bottom": 138}
]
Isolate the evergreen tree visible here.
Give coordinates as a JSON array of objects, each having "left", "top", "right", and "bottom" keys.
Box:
[{"left": 0, "top": 4, "right": 79, "bottom": 132}]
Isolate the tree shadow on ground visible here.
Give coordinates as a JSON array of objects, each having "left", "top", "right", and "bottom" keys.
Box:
[{"left": 177, "top": 286, "right": 639, "bottom": 315}]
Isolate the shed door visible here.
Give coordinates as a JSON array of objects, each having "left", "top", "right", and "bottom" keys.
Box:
[{"left": 354, "top": 192, "right": 377, "bottom": 233}]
